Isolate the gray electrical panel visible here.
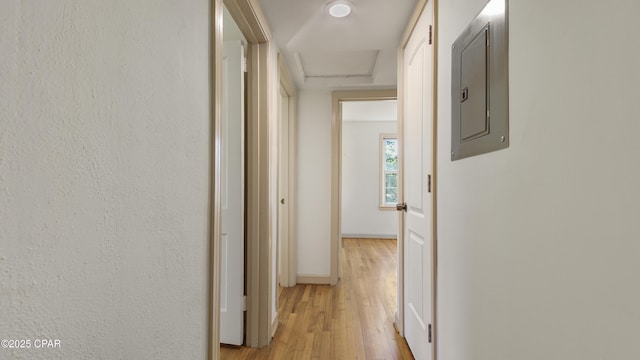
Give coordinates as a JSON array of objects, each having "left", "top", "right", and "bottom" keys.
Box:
[{"left": 451, "top": 0, "right": 509, "bottom": 161}]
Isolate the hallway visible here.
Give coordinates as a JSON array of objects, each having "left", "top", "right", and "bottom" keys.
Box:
[{"left": 221, "top": 238, "right": 413, "bottom": 359}]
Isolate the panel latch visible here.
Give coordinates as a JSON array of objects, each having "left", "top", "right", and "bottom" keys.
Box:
[{"left": 461, "top": 87, "right": 469, "bottom": 102}]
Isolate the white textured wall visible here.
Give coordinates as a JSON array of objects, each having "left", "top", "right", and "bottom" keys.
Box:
[
  {"left": 341, "top": 121, "right": 398, "bottom": 238},
  {"left": 0, "top": 1, "right": 210, "bottom": 359},
  {"left": 296, "top": 90, "right": 332, "bottom": 276},
  {"left": 437, "top": 0, "right": 640, "bottom": 359}
]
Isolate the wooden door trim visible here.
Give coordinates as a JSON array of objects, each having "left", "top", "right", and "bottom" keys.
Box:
[
  {"left": 225, "top": 0, "right": 274, "bottom": 349},
  {"left": 330, "top": 90, "right": 397, "bottom": 286},
  {"left": 209, "top": 1, "right": 223, "bottom": 359},
  {"left": 210, "top": 0, "right": 275, "bottom": 357}
]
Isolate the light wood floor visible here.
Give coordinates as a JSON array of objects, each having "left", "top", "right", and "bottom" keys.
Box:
[{"left": 221, "top": 238, "right": 414, "bottom": 360}]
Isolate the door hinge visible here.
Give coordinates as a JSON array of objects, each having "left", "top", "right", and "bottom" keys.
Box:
[
  {"left": 427, "top": 174, "right": 432, "bottom": 193},
  {"left": 242, "top": 295, "right": 247, "bottom": 311},
  {"left": 428, "top": 25, "right": 433, "bottom": 45},
  {"left": 242, "top": 57, "right": 248, "bottom": 73},
  {"left": 428, "top": 324, "right": 432, "bottom": 343}
]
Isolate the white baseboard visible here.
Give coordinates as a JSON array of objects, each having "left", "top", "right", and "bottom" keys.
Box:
[
  {"left": 296, "top": 275, "right": 332, "bottom": 284},
  {"left": 341, "top": 233, "right": 397, "bottom": 239}
]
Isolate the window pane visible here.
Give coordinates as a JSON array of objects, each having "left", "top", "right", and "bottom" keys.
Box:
[
  {"left": 385, "top": 173, "right": 397, "bottom": 188},
  {"left": 381, "top": 136, "right": 398, "bottom": 207},
  {"left": 385, "top": 187, "right": 398, "bottom": 204},
  {"left": 384, "top": 139, "right": 398, "bottom": 171}
]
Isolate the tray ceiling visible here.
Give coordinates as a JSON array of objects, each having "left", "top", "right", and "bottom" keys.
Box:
[{"left": 258, "top": 0, "right": 418, "bottom": 90}]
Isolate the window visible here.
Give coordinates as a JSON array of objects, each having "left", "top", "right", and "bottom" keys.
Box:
[{"left": 380, "top": 134, "right": 398, "bottom": 208}]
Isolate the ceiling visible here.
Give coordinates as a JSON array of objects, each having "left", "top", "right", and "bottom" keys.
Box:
[{"left": 257, "top": 0, "right": 418, "bottom": 90}]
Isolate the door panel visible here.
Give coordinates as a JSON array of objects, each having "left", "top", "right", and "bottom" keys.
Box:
[
  {"left": 407, "top": 230, "right": 425, "bottom": 321},
  {"left": 403, "top": 2, "right": 434, "bottom": 359},
  {"left": 220, "top": 40, "right": 245, "bottom": 346}
]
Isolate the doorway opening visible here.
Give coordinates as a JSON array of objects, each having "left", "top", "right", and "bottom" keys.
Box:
[
  {"left": 340, "top": 100, "right": 399, "bottom": 242},
  {"left": 339, "top": 98, "right": 400, "bottom": 350},
  {"left": 213, "top": 0, "right": 275, "bottom": 356},
  {"left": 276, "top": 55, "right": 297, "bottom": 290},
  {"left": 330, "top": 90, "right": 397, "bottom": 286}
]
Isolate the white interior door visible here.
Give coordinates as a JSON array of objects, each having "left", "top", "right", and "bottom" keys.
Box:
[
  {"left": 278, "top": 87, "right": 290, "bottom": 286},
  {"left": 220, "top": 40, "right": 245, "bottom": 346},
  {"left": 402, "top": 2, "right": 434, "bottom": 359}
]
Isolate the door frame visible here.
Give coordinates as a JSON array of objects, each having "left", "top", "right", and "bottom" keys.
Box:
[
  {"left": 397, "top": 0, "right": 438, "bottom": 358},
  {"left": 278, "top": 55, "right": 297, "bottom": 288},
  {"left": 210, "top": 0, "right": 276, "bottom": 358},
  {"left": 330, "top": 90, "right": 397, "bottom": 286},
  {"left": 209, "top": 2, "right": 223, "bottom": 359}
]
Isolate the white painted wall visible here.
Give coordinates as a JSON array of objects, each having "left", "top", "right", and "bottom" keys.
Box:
[
  {"left": 436, "top": 0, "right": 640, "bottom": 359},
  {"left": 295, "top": 90, "right": 332, "bottom": 276},
  {"left": 342, "top": 100, "right": 398, "bottom": 122},
  {"left": 341, "top": 121, "right": 398, "bottom": 238},
  {"left": 0, "top": 1, "right": 210, "bottom": 359}
]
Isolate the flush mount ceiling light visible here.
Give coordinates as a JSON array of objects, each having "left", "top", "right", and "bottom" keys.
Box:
[{"left": 327, "top": 1, "right": 353, "bottom": 18}]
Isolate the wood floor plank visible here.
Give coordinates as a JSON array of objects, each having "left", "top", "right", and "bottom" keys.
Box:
[{"left": 221, "top": 238, "right": 414, "bottom": 360}]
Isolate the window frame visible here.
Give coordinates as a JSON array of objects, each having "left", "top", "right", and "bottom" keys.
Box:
[{"left": 379, "top": 133, "right": 398, "bottom": 210}]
